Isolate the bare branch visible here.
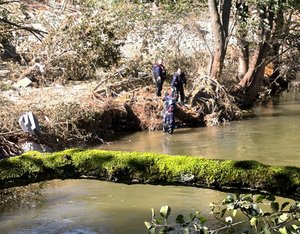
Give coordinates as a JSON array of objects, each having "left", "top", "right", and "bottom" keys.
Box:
[
  {"left": 0, "top": 17, "right": 47, "bottom": 41},
  {"left": 0, "top": 0, "right": 20, "bottom": 5}
]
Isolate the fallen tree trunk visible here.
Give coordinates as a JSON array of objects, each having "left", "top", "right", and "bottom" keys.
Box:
[{"left": 0, "top": 149, "right": 299, "bottom": 200}]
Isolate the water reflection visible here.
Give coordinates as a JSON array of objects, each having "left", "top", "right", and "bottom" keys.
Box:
[
  {"left": 1, "top": 180, "right": 296, "bottom": 233},
  {"left": 0, "top": 183, "right": 45, "bottom": 213},
  {"left": 0, "top": 180, "right": 225, "bottom": 234}
]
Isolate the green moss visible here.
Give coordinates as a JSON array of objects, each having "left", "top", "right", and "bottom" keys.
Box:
[{"left": 1, "top": 149, "right": 300, "bottom": 200}]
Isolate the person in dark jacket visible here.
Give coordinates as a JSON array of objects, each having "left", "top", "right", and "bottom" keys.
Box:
[
  {"left": 171, "top": 68, "right": 186, "bottom": 103},
  {"left": 162, "top": 91, "right": 176, "bottom": 134},
  {"left": 152, "top": 58, "right": 166, "bottom": 97}
]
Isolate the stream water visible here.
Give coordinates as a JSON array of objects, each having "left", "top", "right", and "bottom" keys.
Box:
[
  {"left": 100, "top": 91, "right": 300, "bottom": 167},
  {"left": 0, "top": 91, "right": 299, "bottom": 234}
]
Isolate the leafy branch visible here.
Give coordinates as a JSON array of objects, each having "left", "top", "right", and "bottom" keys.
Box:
[{"left": 146, "top": 193, "right": 300, "bottom": 233}]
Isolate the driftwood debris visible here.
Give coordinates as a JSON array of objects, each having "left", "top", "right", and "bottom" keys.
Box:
[{"left": 93, "top": 71, "right": 152, "bottom": 99}]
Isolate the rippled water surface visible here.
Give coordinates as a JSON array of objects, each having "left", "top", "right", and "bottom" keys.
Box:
[
  {"left": 100, "top": 92, "right": 300, "bottom": 167},
  {"left": 0, "top": 92, "right": 299, "bottom": 233},
  {"left": 0, "top": 180, "right": 225, "bottom": 234}
]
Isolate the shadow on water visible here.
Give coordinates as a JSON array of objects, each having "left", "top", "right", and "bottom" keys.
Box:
[{"left": 233, "top": 160, "right": 259, "bottom": 170}]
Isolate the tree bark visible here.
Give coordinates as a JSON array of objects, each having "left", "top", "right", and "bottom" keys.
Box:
[
  {"left": 237, "top": 38, "right": 249, "bottom": 79},
  {"left": 236, "top": 4, "right": 275, "bottom": 107},
  {"left": 238, "top": 42, "right": 269, "bottom": 107},
  {"left": 268, "top": 9, "right": 288, "bottom": 94},
  {"left": 235, "top": 1, "right": 249, "bottom": 80},
  {"left": 208, "top": 0, "right": 231, "bottom": 80}
]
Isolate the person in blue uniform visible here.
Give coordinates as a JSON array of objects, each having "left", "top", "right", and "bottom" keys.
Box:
[
  {"left": 162, "top": 91, "right": 176, "bottom": 134},
  {"left": 152, "top": 58, "right": 166, "bottom": 97},
  {"left": 171, "top": 68, "right": 186, "bottom": 104}
]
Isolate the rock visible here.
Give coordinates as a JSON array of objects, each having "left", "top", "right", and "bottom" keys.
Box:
[
  {"left": 21, "top": 142, "right": 53, "bottom": 153},
  {"left": 0, "top": 69, "right": 10, "bottom": 78},
  {"left": 14, "top": 77, "right": 33, "bottom": 88}
]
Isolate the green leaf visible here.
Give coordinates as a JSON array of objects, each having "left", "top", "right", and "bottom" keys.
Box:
[
  {"left": 199, "top": 216, "right": 207, "bottom": 224},
  {"left": 158, "top": 226, "right": 174, "bottom": 234},
  {"left": 262, "top": 212, "right": 271, "bottom": 217},
  {"left": 151, "top": 208, "right": 155, "bottom": 220},
  {"left": 226, "top": 227, "right": 235, "bottom": 234},
  {"left": 279, "top": 213, "right": 289, "bottom": 223},
  {"left": 251, "top": 204, "right": 261, "bottom": 216},
  {"left": 159, "top": 226, "right": 168, "bottom": 234},
  {"left": 255, "top": 194, "right": 266, "bottom": 203},
  {"left": 227, "top": 203, "right": 235, "bottom": 210},
  {"left": 241, "top": 194, "right": 253, "bottom": 202},
  {"left": 279, "top": 227, "right": 288, "bottom": 234},
  {"left": 156, "top": 218, "right": 164, "bottom": 225},
  {"left": 225, "top": 216, "right": 233, "bottom": 224},
  {"left": 199, "top": 228, "right": 209, "bottom": 234},
  {"left": 266, "top": 195, "right": 276, "bottom": 201},
  {"left": 144, "top": 221, "right": 153, "bottom": 230},
  {"left": 193, "top": 223, "right": 201, "bottom": 230},
  {"left": 271, "top": 202, "right": 279, "bottom": 212},
  {"left": 250, "top": 217, "right": 257, "bottom": 227},
  {"left": 149, "top": 227, "right": 156, "bottom": 234},
  {"left": 223, "top": 194, "right": 234, "bottom": 204},
  {"left": 176, "top": 214, "right": 185, "bottom": 225},
  {"left": 291, "top": 224, "right": 299, "bottom": 231},
  {"left": 194, "top": 211, "right": 201, "bottom": 218},
  {"left": 232, "top": 209, "right": 237, "bottom": 217},
  {"left": 183, "top": 227, "right": 190, "bottom": 234},
  {"left": 160, "top": 206, "right": 171, "bottom": 219},
  {"left": 188, "top": 212, "right": 199, "bottom": 222},
  {"left": 210, "top": 202, "right": 218, "bottom": 207},
  {"left": 281, "top": 202, "right": 290, "bottom": 211},
  {"left": 261, "top": 226, "right": 271, "bottom": 234}
]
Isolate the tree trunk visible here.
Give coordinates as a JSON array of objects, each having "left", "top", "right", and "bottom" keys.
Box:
[
  {"left": 237, "top": 38, "right": 249, "bottom": 79},
  {"left": 236, "top": 4, "right": 275, "bottom": 108},
  {"left": 238, "top": 42, "right": 269, "bottom": 107},
  {"left": 235, "top": 1, "right": 249, "bottom": 80},
  {"left": 208, "top": 0, "right": 231, "bottom": 80},
  {"left": 268, "top": 9, "right": 288, "bottom": 94}
]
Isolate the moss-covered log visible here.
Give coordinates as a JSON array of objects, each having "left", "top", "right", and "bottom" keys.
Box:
[{"left": 0, "top": 149, "right": 299, "bottom": 200}]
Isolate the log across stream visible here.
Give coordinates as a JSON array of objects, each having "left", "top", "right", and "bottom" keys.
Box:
[{"left": 1, "top": 149, "right": 299, "bottom": 200}]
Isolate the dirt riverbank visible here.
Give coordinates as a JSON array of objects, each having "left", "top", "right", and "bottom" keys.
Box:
[{"left": 0, "top": 77, "right": 208, "bottom": 158}]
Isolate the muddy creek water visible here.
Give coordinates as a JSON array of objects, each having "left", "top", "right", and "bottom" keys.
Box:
[{"left": 0, "top": 92, "right": 299, "bottom": 234}]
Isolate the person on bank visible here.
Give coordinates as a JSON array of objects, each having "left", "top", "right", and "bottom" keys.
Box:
[
  {"left": 152, "top": 58, "right": 166, "bottom": 97},
  {"left": 171, "top": 68, "right": 186, "bottom": 104}
]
